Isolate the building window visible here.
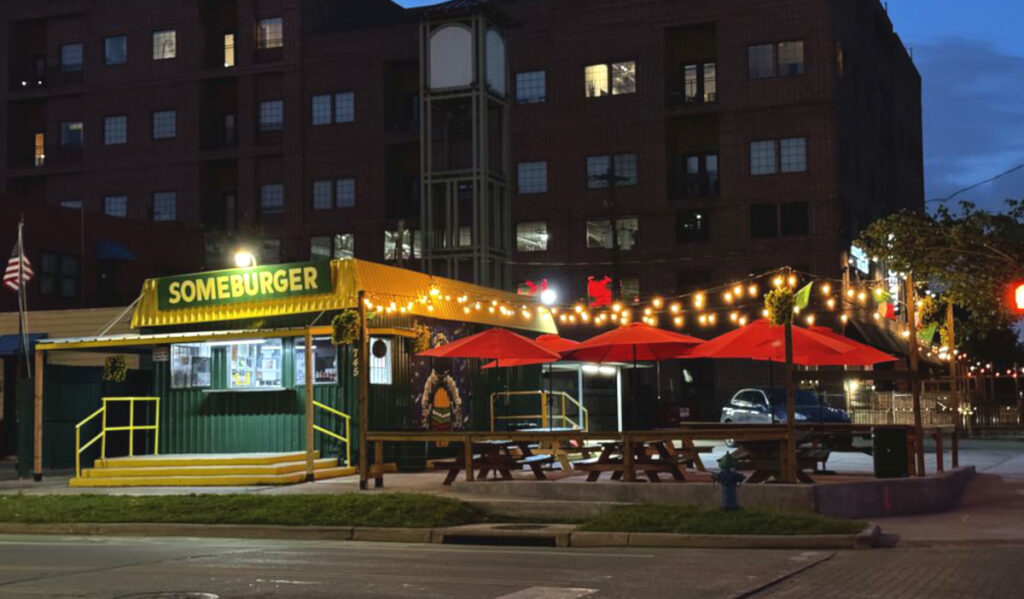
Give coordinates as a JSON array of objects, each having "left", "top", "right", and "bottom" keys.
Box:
[
  {"left": 223, "top": 33, "right": 235, "bottom": 67},
  {"left": 335, "top": 233, "right": 354, "bottom": 258},
  {"left": 611, "top": 61, "right": 636, "bottom": 95},
  {"left": 152, "top": 30, "right": 176, "bottom": 60},
  {"left": 312, "top": 178, "right": 355, "bottom": 209},
  {"left": 295, "top": 337, "right": 337, "bottom": 386},
  {"left": 369, "top": 337, "right": 392, "bottom": 385},
  {"left": 39, "top": 252, "right": 80, "bottom": 298},
  {"left": 780, "top": 137, "right": 808, "bottom": 173},
  {"left": 103, "top": 116, "right": 127, "bottom": 145},
  {"left": 584, "top": 64, "right": 608, "bottom": 97},
  {"left": 334, "top": 92, "right": 355, "bottom": 123},
  {"left": 384, "top": 229, "right": 421, "bottom": 261},
  {"left": 258, "top": 17, "right": 284, "bottom": 49},
  {"left": 586, "top": 153, "right": 637, "bottom": 188},
  {"left": 676, "top": 210, "right": 709, "bottom": 242},
  {"left": 515, "top": 70, "right": 546, "bottom": 103},
  {"left": 261, "top": 184, "right": 284, "bottom": 214},
  {"left": 60, "top": 121, "right": 83, "bottom": 148},
  {"left": 34, "top": 133, "right": 45, "bottom": 166},
  {"left": 104, "top": 36, "right": 127, "bottom": 66},
  {"left": 259, "top": 100, "right": 284, "bottom": 131},
  {"left": 60, "top": 199, "right": 82, "bottom": 210},
  {"left": 780, "top": 201, "right": 810, "bottom": 236},
  {"left": 312, "top": 180, "right": 332, "bottom": 209},
  {"left": 681, "top": 154, "right": 719, "bottom": 198},
  {"left": 586, "top": 217, "right": 638, "bottom": 250},
  {"left": 749, "top": 140, "right": 777, "bottom": 175},
  {"left": 311, "top": 95, "right": 332, "bottom": 125},
  {"left": 750, "top": 204, "right": 778, "bottom": 238},
  {"left": 620, "top": 278, "right": 640, "bottom": 304},
  {"left": 749, "top": 41, "right": 804, "bottom": 79},
  {"left": 516, "top": 222, "right": 549, "bottom": 252},
  {"left": 104, "top": 195, "right": 128, "bottom": 218},
  {"left": 310, "top": 236, "right": 332, "bottom": 260},
  {"left": 60, "top": 43, "right": 83, "bottom": 72},
  {"left": 683, "top": 62, "right": 716, "bottom": 103},
  {"left": 152, "top": 110, "right": 177, "bottom": 139},
  {"left": 459, "top": 227, "right": 472, "bottom": 247},
  {"left": 226, "top": 339, "right": 283, "bottom": 389},
  {"left": 153, "top": 191, "right": 177, "bottom": 221},
  {"left": 336, "top": 178, "right": 355, "bottom": 207},
  {"left": 170, "top": 343, "right": 212, "bottom": 389},
  {"left": 517, "top": 161, "right": 548, "bottom": 194}
]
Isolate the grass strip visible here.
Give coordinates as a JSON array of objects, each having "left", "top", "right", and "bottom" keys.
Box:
[
  {"left": 0, "top": 493, "right": 483, "bottom": 528},
  {"left": 577, "top": 504, "right": 865, "bottom": 535}
]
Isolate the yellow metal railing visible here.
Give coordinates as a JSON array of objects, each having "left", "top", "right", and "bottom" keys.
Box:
[
  {"left": 312, "top": 400, "right": 352, "bottom": 467},
  {"left": 74, "top": 396, "right": 160, "bottom": 478},
  {"left": 489, "top": 390, "right": 589, "bottom": 432}
]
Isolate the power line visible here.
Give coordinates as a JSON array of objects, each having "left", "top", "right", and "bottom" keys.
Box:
[{"left": 926, "top": 161, "right": 1024, "bottom": 204}]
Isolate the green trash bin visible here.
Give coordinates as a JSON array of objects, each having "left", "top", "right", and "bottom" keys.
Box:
[{"left": 872, "top": 427, "right": 909, "bottom": 478}]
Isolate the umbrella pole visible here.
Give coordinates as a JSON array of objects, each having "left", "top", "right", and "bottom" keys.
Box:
[
  {"left": 784, "top": 321, "right": 797, "bottom": 484},
  {"left": 768, "top": 358, "right": 775, "bottom": 424},
  {"left": 632, "top": 345, "right": 638, "bottom": 430}
]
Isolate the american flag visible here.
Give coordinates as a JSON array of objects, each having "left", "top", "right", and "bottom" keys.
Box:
[{"left": 4, "top": 241, "right": 33, "bottom": 292}]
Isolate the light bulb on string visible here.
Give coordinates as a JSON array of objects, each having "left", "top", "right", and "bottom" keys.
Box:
[
  {"left": 733, "top": 285, "right": 743, "bottom": 297},
  {"left": 787, "top": 275, "right": 797, "bottom": 287},
  {"left": 821, "top": 283, "right": 831, "bottom": 296},
  {"left": 694, "top": 293, "right": 705, "bottom": 309},
  {"left": 670, "top": 302, "right": 681, "bottom": 314},
  {"left": 724, "top": 291, "right": 734, "bottom": 304},
  {"left": 652, "top": 297, "right": 664, "bottom": 309},
  {"left": 673, "top": 316, "right": 684, "bottom": 328},
  {"left": 748, "top": 284, "right": 759, "bottom": 297}
]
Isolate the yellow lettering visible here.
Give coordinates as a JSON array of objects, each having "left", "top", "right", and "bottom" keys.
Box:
[
  {"left": 168, "top": 282, "right": 181, "bottom": 304},
  {"left": 273, "top": 270, "right": 288, "bottom": 293},
  {"left": 180, "top": 280, "right": 196, "bottom": 303},
  {"left": 303, "top": 266, "right": 318, "bottom": 290},
  {"left": 217, "top": 276, "right": 230, "bottom": 299},
  {"left": 289, "top": 268, "right": 302, "bottom": 291},
  {"left": 259, "top": 271, "right": 274, "bottom": 295},
  {"left": 196, "top": 278, "right": 216, "bottom": 302},
  {"left": 243, "top": 272, "right": 259, "bottom": 296},
  {"left": 230, "top": 274, "right": 245, "bottom": 297}
]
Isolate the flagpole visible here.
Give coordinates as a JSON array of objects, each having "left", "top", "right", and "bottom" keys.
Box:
[{"left": 18, "top": 217, "right": 31, "bottom": 379}]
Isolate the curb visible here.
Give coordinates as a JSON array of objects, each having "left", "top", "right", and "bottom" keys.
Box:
[{"left": 0, "top": 521, "right": 879, "bottom": 549}]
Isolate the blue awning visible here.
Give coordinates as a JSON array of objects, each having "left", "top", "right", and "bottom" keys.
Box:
[
  {"left": 96, "top": 240, "right": 137, "bottom": 261},
  {"left": 0, "top": 333, "right": 46, "bottom": 355}
]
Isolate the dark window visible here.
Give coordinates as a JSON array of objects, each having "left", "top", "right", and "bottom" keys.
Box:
[
  {"left": 676, "top": 270, "right": 711, "bottom": 294},
  {"left": 60, "top": 43, "right": 83, "bottom": 72},
  {"left": 780, "top": 202, "right": 809, "bottom": 236},
  {"left": 750, "top": 204, "right": 778, "bottom": 238},
  {"left": 60, "top": 121, "right": 83, "bottom": 148},
  {"left": 39, "top": 252, "right": 80, "bottom": 298},
  {"left": 748, "top": 41, "right": 804, "bottom": 79},
  {"left": 104, "top": 36, "right": 127, "bottom": 66},
  {"left": 676, "top": 210, "right": 709, "bottom": 242},
  {"left": 680, "top": 154, "right": 719, "bottom": 197}
]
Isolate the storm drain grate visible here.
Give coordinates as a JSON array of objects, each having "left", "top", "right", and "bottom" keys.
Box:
[{"left": 117, "top": 593, "right": 220, "bottom": 599}]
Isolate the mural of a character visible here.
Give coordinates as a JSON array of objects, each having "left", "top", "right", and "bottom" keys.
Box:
[{"left": 412, "top": 328, "right": 471, "bottom": 432}]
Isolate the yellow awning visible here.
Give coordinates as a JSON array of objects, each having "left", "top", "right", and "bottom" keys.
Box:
[{"left": 130, "top": 258, "right": 557, "bottom": 334}]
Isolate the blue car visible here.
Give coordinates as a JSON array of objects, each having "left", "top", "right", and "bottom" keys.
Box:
[{"left": 720, "top": 388, "right": 851, "bottom": 425}]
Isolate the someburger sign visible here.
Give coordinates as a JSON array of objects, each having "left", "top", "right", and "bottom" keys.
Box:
[{"left": 156, "top": 262, "right": 333, "bottom": 310}]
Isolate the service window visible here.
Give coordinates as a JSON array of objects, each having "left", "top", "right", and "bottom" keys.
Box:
[
  {"left": 295, "top": 337, "right": 338, "bottom": 386},
  {"left": 170, "top": 343, "right": 212, "bottom": 389},
  {"left": 226, "top": 339, "right": 283, "bottom": 389}
]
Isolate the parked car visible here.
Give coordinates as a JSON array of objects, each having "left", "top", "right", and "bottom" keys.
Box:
[{"left": 720, "top": 388, "right": 851, "bottom": 425}]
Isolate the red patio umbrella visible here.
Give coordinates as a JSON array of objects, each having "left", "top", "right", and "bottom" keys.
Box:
[
  {"left": 480, "top": 334, "right": 581, "bottom": 369},
  {"left": 808, "top": 326, "right": 898, "bottom": 366},
  {"left": 417, "top": 327, "right": 561, "bottom": 366},
  {"left": 684, "top": 319, "right": 871, "bottom": 366}
]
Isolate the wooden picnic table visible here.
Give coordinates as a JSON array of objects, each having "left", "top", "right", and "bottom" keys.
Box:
[
  {"left": 431, "top": 439, "right": 554, "bottom": 485},
  {"left": 573, "top": 439, "right": 689, "bottom": 482},
  {"left": 516, "top": 427, "right": 601, "bottom": 471}
]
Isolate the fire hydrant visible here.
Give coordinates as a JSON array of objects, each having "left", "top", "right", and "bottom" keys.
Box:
[{"left": 711, "top": 452, "right": 745, "bottom": 511}]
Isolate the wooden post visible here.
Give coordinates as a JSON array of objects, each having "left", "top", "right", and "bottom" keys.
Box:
[
  {"left": 946, "top": 303, "right": 959, "bottom": 468},
  {"left": 783, "top": 319, "right": 797, "bottom": 483},
  {"left": 374, "top": 440, "right": 384, "bottom": 488},
  {"left": 357, "top": 291, "right": 371, "bottom": 490},
  {"left": 304, "top": 327, "right": 315, "bottom": 481},
  {"left": 622, "top": 433, "right": 635, "bottom": 482},
  {"left": 464, "top": 434, "right": 474, "bottom": 482},
  {"left": 906, "top": 275, "right": 925, "bottom": 476},
  {"left": 32, "top": 348, "right": 43, "bottom": 481},
  {"left": 935, "top": 430, "right": 944, "bottom": 473}
]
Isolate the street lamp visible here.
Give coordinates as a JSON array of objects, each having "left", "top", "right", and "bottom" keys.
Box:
[
  {"left": 540, "top": 287, "right": 558, "bottom": 306},
  {"left": 234, "top": 249, "right": 257, "bottom": 268}
]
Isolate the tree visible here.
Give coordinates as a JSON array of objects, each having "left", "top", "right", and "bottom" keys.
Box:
[{"left": 856, "top": 200, "right": 1024, "bottom": 353}]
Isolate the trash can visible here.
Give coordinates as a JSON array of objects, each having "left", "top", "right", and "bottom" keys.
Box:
[{"left": 872, "top": 427, "right": 909, "bottom": 478}]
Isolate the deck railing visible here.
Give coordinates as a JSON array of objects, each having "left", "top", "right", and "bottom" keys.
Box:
[
  {"left": 312, "top": 400, "right": 352, "bottom": 466},
  {"left": 74, "top": 396, "right": 160, "bottom": 478},
  {"left": 489, "top": 390, "right": 589, "bottom": 432}
]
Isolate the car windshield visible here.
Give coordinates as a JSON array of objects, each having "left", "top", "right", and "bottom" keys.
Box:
[{"left": 768, "top": 390, "right": 821, "bottom": 408}]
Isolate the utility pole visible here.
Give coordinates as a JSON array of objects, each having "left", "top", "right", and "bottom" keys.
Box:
[{"left": 906, "top": 274, "right": 924, "bottom": 476}]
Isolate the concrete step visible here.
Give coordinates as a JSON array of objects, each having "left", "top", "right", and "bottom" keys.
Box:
[
  {"left": 69, "top": 465, "right": 356, "bottom": 487},
  {"left": 81, "top": 458, "right": 340, "bottom": 478}
]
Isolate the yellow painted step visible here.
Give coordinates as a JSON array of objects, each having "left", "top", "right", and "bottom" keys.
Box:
[
  {"left": 69, "top": 466, "right": 357, "bottom": 488},
  {"left": 82, "top": 458, "right": 341, "bottom": 478},
  {"left": 95, "top": 452, "right": 320, "bottom": 469}
]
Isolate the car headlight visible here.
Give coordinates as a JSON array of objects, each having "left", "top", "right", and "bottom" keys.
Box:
[{"left": 794, "top": 412, "right": 808, "bottom": 421}]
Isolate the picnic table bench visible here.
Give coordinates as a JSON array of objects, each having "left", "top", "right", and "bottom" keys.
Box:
[
  {"left": 572, "top": 440, "right": 689, "bottom": 482},
  {"left": 431, "top": 440, "right": 554, "bottom": 485}
]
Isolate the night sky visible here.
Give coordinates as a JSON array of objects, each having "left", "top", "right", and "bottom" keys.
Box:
[{"left": 399, "top": 0, "right": 1024, "bottom": 214}]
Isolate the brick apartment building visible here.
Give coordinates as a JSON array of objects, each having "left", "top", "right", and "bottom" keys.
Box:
[{"left": 0, "top": 0, "right": 922, "bottom": 309}]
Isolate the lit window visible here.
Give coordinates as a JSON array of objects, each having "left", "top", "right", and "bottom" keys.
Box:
[
  {"left": 584, "top": 64, "right": 609, "bottom": 97},
  {"left": 334, "top": 233, "right": 354, "bottom": 258},
  {"left": 587, "top": 154, "right": 637, "bottom": 188},
  {"left": 311, "top": 95, "right": 332, "bottom": 125},
  {"left": 611, "top": 61, "right": 636, "bottom": 95},
  {"left": 60, "top": 121, "right": 83, "bottom": 148},
  {"left": 517, "top": 161, "right": 548, "bottom": 194},
  {"left": 369, "top": 337, "right": 392, "bottom": 385},
  {"left": 384, "top": 229, "right": 421, "bottom": 260},
  {"left": 336, "top": 178, "right": 355, "bottom": 207},
  {"left": 458, "top": 226, "right": 472, "bottom": 247},
  {"left": 223, "top": 33, "right": 235, "bottom": 67},
  {"left": 295, "top": 337, "right": 338, "bottom": 386},
  {"left": 152, "top": 110, "right": 177, "bottom": 139},
  {"left": 777, "top": 41, "right": 805, "bottom": 76},
  {"left": 258, "top": 17, "right": 284, "bottom": 49},
  {"left": 226, "top": 339, "right": 283, "bottom": 389},
  {"left": 748, "top": 44, "right": 774, "bottom": 79},
  {"left": 515, "top": 71, "right": 546, "bottom": 104},
  {"left": 677, "top": 210, "right": 709, "bottom": 243},
  {"left": 516, "top": 222, "right": 549, "bottom": 252},
  {"left": 312, "top": 180, "right": 332, "bottom": 209},
  {"left": 261, "top": 183, "right": 284, "bottom": 214},
  {"left": 104, "top": 116, "right": 127, "bottom": 145},
  {"left": 105, "top": 36, "right": 127, "bottom": 66},
  {"left": 586, "top": 217, "right": 637, "bottom": 250},
  {"left": 171, "top": 343, "right": 212, "bottom": 389},
  {"left": 152, "top": 30, "right": 176, "bottom": 60},
  {"left": 703, "top": 63, "right": 717, "bottom": 102},
  {"left": 153, "top": 191, "right": 177, "bottom": 221},
  {"left": 683, "top": 62, "right": 717, "bottom": 103},
  {"left": 262, "top": 239, "right": 281, "bottom": 262},
  {"left": 334, "top": 92, "right": 355, "bottom": 123},
  {"left": 259, "top": 100, "right": 284, "bottom": 131},
  {"left": 310, "top": 236, "right": 332, "bottom": 260},
  {"left": 34, "top": 133, "right": 45, "bottom": 166},
  {"left": 780, "top": 137, "right": 807, "bottom": 172},
  {"left": 750, "top": 140, "right": 777, "bottom": 175},
  {"left": 60, "top": 43, "right": 83, "bottom": 72},
  {"left": 104, "top": 195, "right": 127, "bottom": 218}
]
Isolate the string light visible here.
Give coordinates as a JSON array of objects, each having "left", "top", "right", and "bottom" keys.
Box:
[
  {"left": 729, "top": 311, "right": 739, "bottom": 323},
  {"left": 670, "top": 302, "right": 681, "bottom": 314},
  {"left": 723, "top": 291, "right": 734, "bottom": 303},
  {"left": 748, "top": 284, "right": 758, "bottom": 297},
  {"left": 738, "top": 316, "right": 748, "bottom": 326},
  {"left": 694, "top": 293, "right": 705, "bottom": 309},
  {"left": 804, "top": 314, "right": 815, "bottom": 325},
  {"left": 652, "top": 297, "right": 664, "bottom": 309},
  {"left": 772, "top": 276, "right": 784, "bottom": 288},
  {"left": 733, "top": 285, "right": 743, "bottom": 297},
  {"left": 673, "top": 316, "right": 684, "bottom": 328},
  {"left": 787, "top": 275, "right": 797, "bottom": 287},
  {"left": 821, "top": 283, "right": 831, "bottom": 296},
  {"left": 826, "top": 298, "right": 836, "bottom": 310}
]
